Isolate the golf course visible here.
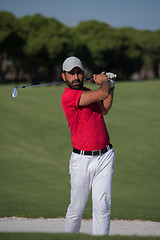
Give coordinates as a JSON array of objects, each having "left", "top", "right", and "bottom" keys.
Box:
[{"left": 0, "top": 80, "right": 160, "bottom": 239}]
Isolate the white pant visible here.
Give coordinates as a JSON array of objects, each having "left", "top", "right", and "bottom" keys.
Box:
[{"left": 65, "top": 148, "right": 115, "bottom": 235}]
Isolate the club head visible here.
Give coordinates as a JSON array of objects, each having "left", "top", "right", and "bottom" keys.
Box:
[{"left": 11, "top": 88, "right": 18, "bottom": 98}]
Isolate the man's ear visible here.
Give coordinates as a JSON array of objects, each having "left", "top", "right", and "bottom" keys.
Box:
[{"left": 62, "top": 72, "right": 66, "bottom": 82}]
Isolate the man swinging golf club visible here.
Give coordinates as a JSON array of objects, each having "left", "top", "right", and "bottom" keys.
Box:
[{"left": 61, "top": 56, "right": 116, "bottom": 235}]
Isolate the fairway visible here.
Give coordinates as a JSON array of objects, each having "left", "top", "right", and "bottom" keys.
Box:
[
  {"left": 1, "top": 232, "right": 160, "bottom": 240},
  {"left": 0, "top": 80, "right": 160, "bottom": 221}
]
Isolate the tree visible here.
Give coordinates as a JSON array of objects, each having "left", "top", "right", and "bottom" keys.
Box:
[
  {"left": 0, "top": 11, "right": 25, "bottom": 83},
  {"left": 0, "top": 12, "right": 159, "bottom": 84},
  {"left": 19, "top": 14, "right": 66, "bottom": 83},
  {"left": 74, "top": 21, "right": 144, "bottom": 79},
  {"left": 19, "top": 14, "right": 90, "bottom": 83},
  {"left": 149, "top": 30, "right": 160, "bottom": 78},
  {"left": 73, "top": 20, "right": 112, "bottom": 72}
]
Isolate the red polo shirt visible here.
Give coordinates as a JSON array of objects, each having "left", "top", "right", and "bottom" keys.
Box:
[{"left": 61, "top": 87, "right": 110, "bottom": 151}]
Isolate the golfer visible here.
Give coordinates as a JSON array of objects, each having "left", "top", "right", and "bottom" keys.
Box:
[{"left": 61, "top": 56, "right": 116, "bottom": 235}]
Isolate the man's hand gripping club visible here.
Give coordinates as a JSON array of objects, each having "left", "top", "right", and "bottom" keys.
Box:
[
  {"left": 93, "top": 71, "right": 116, "bottom": 93},
  {"left": 79, "top": 73, "right": 112, "bottom": 107},
  {"left": 101, "top": 72, "right": 117, "bottom": 90}
]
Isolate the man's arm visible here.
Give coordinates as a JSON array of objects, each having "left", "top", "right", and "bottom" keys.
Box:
[
  {"left": 79, "top": 74, "right": 111, "bottom": 107},
  {"left": 100, "top": 90, "right": 114, "bottom": 115}
]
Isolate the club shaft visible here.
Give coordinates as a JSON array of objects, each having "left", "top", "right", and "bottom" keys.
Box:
[
  {"left": 11, "top": 77, "right": 94, "bottom": 98},
  {"left": 17, "top": 81, "right": 63, "bottom": 89},
  {"left": 16, "top": 78, "right": 93, "bottom": 89}
]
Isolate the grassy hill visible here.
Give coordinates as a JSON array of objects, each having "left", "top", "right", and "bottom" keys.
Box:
[{"left": 0, "top": 80, "right": 160, "bottom": 221}]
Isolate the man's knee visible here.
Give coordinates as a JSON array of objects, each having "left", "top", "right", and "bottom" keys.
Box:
[
  {"left": 93, "top": 194, "right": 111, "bottom": 215},
  {"left": 67, "top": 201, "right": 86, "bottom": 217}
]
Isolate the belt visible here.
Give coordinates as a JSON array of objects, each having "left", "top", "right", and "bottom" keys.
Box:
[{"left": 73, "top": 144, "right": 113, "bottom": 156}]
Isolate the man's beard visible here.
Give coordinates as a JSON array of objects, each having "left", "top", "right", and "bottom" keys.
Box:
[{"left": 65, "top": 79, "right": 83, "bottom": 90}]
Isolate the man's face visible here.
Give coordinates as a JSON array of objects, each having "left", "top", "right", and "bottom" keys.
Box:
[{"left": 62, "top": 67, "right": 84, "bottom": 90}]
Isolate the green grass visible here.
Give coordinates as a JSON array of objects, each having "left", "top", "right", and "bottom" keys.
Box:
[
  {"left": 0, "top": 233, "right": 160, "bottom": 240},
  {"left": 0, "top": 80, "right": 160, "bottom": 221}
]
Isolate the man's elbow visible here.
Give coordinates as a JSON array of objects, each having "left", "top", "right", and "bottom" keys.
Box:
[
  {"left": 102, "top": 105, "right": 112, "bottom": 115},
  {"left": 102, "top": 110, "right": 109, "bottom": 115}
]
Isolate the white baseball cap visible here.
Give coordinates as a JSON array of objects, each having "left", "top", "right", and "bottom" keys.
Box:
[{"left": 62, "top": 56, "right": 84, "bottom": 72}]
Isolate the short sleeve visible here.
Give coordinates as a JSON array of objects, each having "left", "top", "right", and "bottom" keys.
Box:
[{"left": 61, "top": 88, "right": 83, "bottom": 108}]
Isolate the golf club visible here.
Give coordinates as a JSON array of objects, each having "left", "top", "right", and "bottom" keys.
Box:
[
  {"left": 11, "top": 77, "right": 93, "bottom": 98},
  {"left": 11, "top": 72, "right": 117, "bottom": 98}
]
